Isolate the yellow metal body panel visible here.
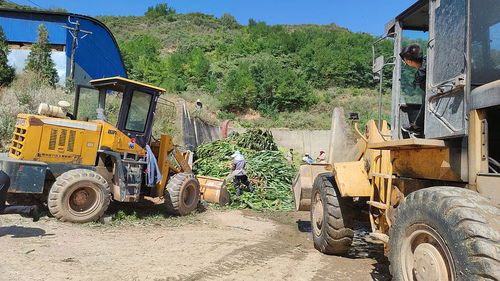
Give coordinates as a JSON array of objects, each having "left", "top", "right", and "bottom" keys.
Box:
[
  {"left": 197, "top": 175, "right": 230, "bottom": 206},
  {"left": 90, "top": 76, "right": 166, "bottom": 92},
  {"left": 333, "top": 161, "right": 372, "bottom": 197},
  {"left": 10, "top": 114, "right": 101, "bottom": 165},
  {"left": 95, "top": 121, "right": 145, "bottom": 156},
  {"left": 155, "top": 135, "right": 192, "bottom": 197},
  {"left": 368, "top": 138, "right": 446, "bottom": 150}
]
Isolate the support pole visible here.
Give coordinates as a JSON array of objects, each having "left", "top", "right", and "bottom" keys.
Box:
[{"left": 62, "top": 17, "right": 92, "bottom": 81}]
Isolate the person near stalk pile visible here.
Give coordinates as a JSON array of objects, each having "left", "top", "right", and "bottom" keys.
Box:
[
  {"left": 316, "top": 150, "right": 327, "bottom": 164},
  {"left": 0, "top": 170, "right": 40, "bottom": 221},
  {"left": 230, "top": 151, "right": 254, "bottom": 196},
  {"left": 302, "top": 153, "right": 314, "bottom": 164},
  {"left": 286, "top": 148, "right": 294, "bottom": 164}
]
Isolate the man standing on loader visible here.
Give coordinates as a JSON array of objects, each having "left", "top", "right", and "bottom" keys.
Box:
[
  {"left": 399, "top": 43, "right": 427, "bottom": 136},
  {"left": 230, "top": 151, "right": 254, "bottom": 196}
]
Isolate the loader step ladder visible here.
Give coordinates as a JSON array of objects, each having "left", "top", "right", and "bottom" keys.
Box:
[{"left": 368, "top": 153, "right": 395, "bottom": 233}]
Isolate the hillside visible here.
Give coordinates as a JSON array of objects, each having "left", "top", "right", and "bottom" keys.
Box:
[
  {"left": 96, "top": 9, "right": 393, "bottom": 129},
  {"left": 0, "top": 2, "right": 392, "bottom": 130},
  {"left": 0, "top": 0, "right": 34, "bottom": 10},
  {"left": 0, "top": 0, "right": 66, "bottom": 11}
]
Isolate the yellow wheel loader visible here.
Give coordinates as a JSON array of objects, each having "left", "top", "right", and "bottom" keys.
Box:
[
  {"left": 2, "top": 77, "right": 229, "bottom": 223},
  {"left": 293, "top": 1, "right": 500, "bottom": 280}
]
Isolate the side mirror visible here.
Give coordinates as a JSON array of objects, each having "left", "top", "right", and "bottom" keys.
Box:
[
  {"left": 348, "top": 112, "right": 360, "bottom": 121},
  {"left": 373, "top": 55, "right": 384, "bottom": 81}
]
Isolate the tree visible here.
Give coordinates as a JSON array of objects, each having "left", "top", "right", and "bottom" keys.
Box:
[
  {"left": 220, "top": 14, "right": 239, "bottom": 29},
  {"left": 0, "top": 25, "right": 15, "bottom": 86},
  {"left": 248, "top": 18, "right": 257, "bottom": 27},
  {"left": 145, "top": 3, "right": 176, "bottom": 18},
  {"left": 24, "top": 24, "right": 58, "bottom": 86},
  {"left": 120, "top": 34, "right": 162, "bottom": 83},
  {"left": 219, "top": 63, "right": 256, "bottom": 111}
]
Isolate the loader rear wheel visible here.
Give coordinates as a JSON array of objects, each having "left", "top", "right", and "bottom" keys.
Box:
[
  {"left": 389, "top": 186, "right": 500, "bottom": 281},
  {"left": 164, "top": 173, "right": 200, "bottom": 216},
  {"left": 48, "top": 169, "right": 110, "bottom": 223},
  {"left": 311, "top": 173, "right": 354, "bottom": 255}
]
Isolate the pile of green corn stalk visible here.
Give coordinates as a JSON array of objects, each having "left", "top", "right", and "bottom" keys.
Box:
[{"left": 194, "top": 130, "right": 296, "bottom": 211}]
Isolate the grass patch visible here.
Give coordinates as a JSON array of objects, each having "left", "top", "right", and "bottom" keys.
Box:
[{"left": 92, "top": 199, "right": 202, "bottom": 226}]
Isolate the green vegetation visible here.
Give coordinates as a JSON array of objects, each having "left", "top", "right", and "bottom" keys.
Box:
[
  {"left": 145, "top": 3, "right": 176, "bottom": 18},
  {"left": 0, "top": 0, "right": 38, "bottom": 10},
  {"left": 194, "top": 130, "right": 296, "bottom": 211},
  {"left": 0, "top": 25, "right": 15, "bottom": 87},
  {"left": 98, "top": 6, "right": 394, "bottom": 128},
  {"left": 24, "top": 24, "right": 59, "bottom": 86},
  {"left": 0, "top": 73, "right": 72, "bottom": 150}
]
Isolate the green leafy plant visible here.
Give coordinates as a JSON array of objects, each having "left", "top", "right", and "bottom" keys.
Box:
[{"left": 194, "top": 130, "right": 296, "bottom": 211}]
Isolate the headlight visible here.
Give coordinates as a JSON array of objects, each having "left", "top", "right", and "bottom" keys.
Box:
[{"left": 16, "top": 118, "right": 26, "bottom": 127}]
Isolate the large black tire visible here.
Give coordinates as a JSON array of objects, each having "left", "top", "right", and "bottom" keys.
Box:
[
  {"left": 164, "top": 173, "right": 200, "bottom": 216},
  {"left": 310, "top": 172, "right": 354, "bottom": 255},
  {"left": 389, "top": 186, "right": 500, "bottom": 281},
  {"left": 48, "top": 169, "right": 111, "bottom": 223}
]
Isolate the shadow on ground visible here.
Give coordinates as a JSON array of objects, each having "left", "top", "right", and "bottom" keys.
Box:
[
  {"left": 0, "top": 225, "right": 51, "bottom": 238},
  {"left": 296, "top": 220, "right": 390, "bottom": 281},
  {"left": 105, "top": 198, "right": 175, "bottom": 220}
]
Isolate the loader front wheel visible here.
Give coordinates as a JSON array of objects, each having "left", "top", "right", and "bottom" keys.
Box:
[
  {"left": 311, "top": 173, "right": 354, "bottom": 255},
  {"left": 48, "top": 169, "right": 110, "bottom": 223},
  {"left": 389, "top": 186, "right": 500, "bottom": 281},
  {"left": 164, "top": 173, "right": 200, "bottom": 216}
]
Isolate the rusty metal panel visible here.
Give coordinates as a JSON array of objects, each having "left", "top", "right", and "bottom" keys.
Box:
[
  {"left": 392, "top": 148, "right": 462, "bottom": 182},
  {"left": 333, "top": 161, "right": 372, "bottom": 197}
]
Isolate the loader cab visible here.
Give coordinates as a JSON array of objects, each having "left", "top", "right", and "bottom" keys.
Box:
[
  {"left": 384, "top": 0, "right": 500, "bottom": 140},
  {"left": 73, "top": 77, "right": 165, "bottom": 147},
  {"left": 385, "top": 0, "right": 470, "bottom": 140},
  {"left": 382, "top": 0, "right": 500, "bottom": 184}
]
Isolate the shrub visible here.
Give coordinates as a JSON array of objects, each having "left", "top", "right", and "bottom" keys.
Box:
[
  {"left": 219, "top": 56, "right": 315, "bottom": 114},
  {"left": 0, "top": 72, "right": 71, "bottom": 150},
  {"left": 220, "top": 14, "right": 240, "bottom": 29}
]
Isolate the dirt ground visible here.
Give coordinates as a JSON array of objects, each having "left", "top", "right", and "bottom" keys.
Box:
[{"left": 0, "top": 207, "right": 390, "bottom": 281}]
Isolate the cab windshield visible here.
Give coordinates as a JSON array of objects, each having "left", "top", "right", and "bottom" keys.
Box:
[{"left": 75, "top": 87, "right": 123, "bottom": 125}]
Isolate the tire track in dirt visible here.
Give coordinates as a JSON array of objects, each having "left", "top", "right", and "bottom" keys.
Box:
[{"left": 169, "top": 236, "right": 293, "bottom": 281}]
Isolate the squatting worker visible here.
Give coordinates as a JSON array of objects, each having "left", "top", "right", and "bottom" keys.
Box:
[
  {"left": 230, "top": 151, "right": 254, "bottom": 196},
  {"left": 0, "top": 170, "right": 40, "bottom": 221},
  {"left": 316, "top": 150, "right": 327, "bottom": 164},
  {"left": 399, "top": 43, "right": 427, "bottom": 135},
  {"left": 302, "top": 153, "right": 314, "bottom": 164}
]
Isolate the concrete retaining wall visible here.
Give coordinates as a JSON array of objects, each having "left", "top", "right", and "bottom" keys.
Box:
[{"left": 180, "top": 103, "right": 333, "bottom": 160}]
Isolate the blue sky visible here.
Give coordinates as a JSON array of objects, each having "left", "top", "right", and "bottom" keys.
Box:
[{"left": 12, "top": 0, "right": 417, "bottom": 35}]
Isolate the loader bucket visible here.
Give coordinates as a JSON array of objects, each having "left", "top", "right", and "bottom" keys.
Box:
[
  {"left": 197, "top": 175, "right": 231, "bottom": 206},
  {"left": 292, "top": 164, "right": 332, "bottom": 211}
]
